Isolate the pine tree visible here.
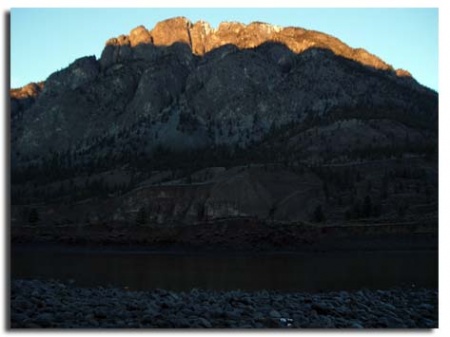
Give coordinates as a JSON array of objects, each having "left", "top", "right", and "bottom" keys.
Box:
[
  {"left": 135, "top": 207, "right": 148, "bottom": 226},
  {"left": 28, "top": 208, "right": 40, "bottom": 225},
  {"left": 363, "top": 195, "right": 372, "bottom": 218},
  {"left": 313, "top": 204, "right": 325, "bottom": 223}
]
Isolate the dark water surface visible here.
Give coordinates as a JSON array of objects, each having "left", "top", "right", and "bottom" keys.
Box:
[{"left": 11, "top": 246, "right": 438, "bottom": 292}]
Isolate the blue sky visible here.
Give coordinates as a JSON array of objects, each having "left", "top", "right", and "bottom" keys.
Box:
[{"left": 10, "top": 8, "right": 438, "bottom": 91}]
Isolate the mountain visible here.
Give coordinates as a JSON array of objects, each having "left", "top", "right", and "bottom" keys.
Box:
[{"left": 11, "top": 17, "right": 438, "bottom": 235}]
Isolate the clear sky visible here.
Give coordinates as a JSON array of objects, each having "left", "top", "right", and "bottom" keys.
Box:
[{"left": 11, "top": 8, "right": 438, "bottom": 91}]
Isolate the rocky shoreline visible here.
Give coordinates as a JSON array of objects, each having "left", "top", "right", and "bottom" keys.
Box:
[{"left": 10, "top": 279, "right": 437, "bottom": 329}]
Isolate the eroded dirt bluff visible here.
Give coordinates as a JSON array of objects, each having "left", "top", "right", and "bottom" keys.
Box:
[{"left": 11, "top": 166, "right": 324, "bottom": 225}]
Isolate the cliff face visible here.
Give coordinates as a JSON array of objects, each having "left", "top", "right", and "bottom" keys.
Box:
[
  {"left": 100, "top": 17, "right": 394, "bottom": 72},
  {"left": 10, "top": 17, "right": 438, "bottom": 226}
]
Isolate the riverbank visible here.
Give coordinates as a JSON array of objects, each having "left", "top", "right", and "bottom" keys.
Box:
[
  {"left": 11, "top": 220, "right": 438, "bottom": 252},
  {"left": 10, "top": 279, "right": 437, "bottom": 329}
]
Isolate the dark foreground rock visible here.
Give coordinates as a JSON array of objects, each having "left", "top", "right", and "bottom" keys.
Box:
[{"left": 10, "top": 279, "right": 437, "bottom": 329}]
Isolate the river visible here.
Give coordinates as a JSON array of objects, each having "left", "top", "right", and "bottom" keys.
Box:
[{"left": 11, "top": 245, "right": 438, "bottom": 292}]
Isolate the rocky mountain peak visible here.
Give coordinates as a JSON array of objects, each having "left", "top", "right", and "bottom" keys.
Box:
[{"left": 100, "top": 17, "right": 400, "bottom": 75}]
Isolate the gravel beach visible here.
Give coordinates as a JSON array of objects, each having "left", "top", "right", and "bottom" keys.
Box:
[{"left": 10, "top": 279, "right": 437, "bottom": 329}]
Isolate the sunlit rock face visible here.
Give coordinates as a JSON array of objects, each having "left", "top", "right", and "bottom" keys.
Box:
[{"left": 98, "top": 16, "right": 396, "bottom": 72}]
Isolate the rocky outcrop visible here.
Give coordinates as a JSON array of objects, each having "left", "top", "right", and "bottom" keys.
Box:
[
  {"left": 129, "top": 25, "right": 153, "bottom": 47},
  {"left": 396, "top": 68, "right": 413, "bottom": 77},
  {"left": 99, "top": 17, "right": 396, "bottom": 74},
  {"left": 10, "top": 82, "right": 44, "bottom": 100},
  {"left": 190, "top": 20, "right": 214, "bottom": 55},
  {"left": 10, "top": 82, "right": 44, "bottom": 120},
  {"left": 151, "top": 17, "right": 192, "bottom": 47},
  {"left": 41, "top": 56, "right": 100, "bottom": 98}
]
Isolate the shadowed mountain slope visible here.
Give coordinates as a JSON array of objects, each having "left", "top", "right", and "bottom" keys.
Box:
[{"left": 11, "top": 17, "right": 437, "bottom": 229}]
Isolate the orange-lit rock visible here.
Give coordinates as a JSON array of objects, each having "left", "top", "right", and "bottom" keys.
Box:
[
  {"left": 129, "top": 25, "right": 152, "bottom": 47},
  {"left": 102, "top": 17, "right": 397, "bottom": 73},
  {"left": 151, "top": 16, "right": 192, "bottom": 47}
]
